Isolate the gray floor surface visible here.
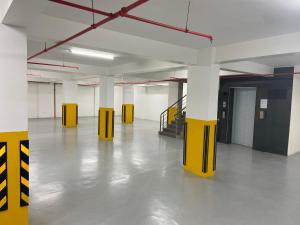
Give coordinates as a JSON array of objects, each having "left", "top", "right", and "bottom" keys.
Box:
[{"left": 29, "top": 117, "right": 300, "bottom": 225}]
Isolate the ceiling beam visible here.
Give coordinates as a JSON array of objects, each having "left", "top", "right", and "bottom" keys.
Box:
[{"left": 215, "top": 31, "right": 300, "bottom": 63}]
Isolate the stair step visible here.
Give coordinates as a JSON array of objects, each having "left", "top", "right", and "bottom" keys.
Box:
[
  {"left": 159, "top": 131, "right": 177, "bottom": 138},
  {"left": 164, "top": 127, "right": 176, "bottom": 133},
  {"left": 159, "top": 131, "right": 184, "bottom": 139}
]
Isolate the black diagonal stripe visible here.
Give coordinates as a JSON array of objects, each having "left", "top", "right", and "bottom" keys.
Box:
[
  {"left": 20, "top": 140, "right": 29, "bottom": 208},
  {"left": 0, "top": 180, "right": 8, "bottom": 212},
  {"left": 0, "top": 142, "right": 7, "bottom": 212},
  {"left": 20, "top": 168, "right": 29, "bottom": 180},
  {"left": 21, "top": 140, "right": 29, "bottom": 149},
  {"left": 202, "top": 126, "right": 210, "bottom": 173},
  {"left": 213, "top": 125, "right": 217, "bottom": 171},
  {"left": 0, "top": 154, "right": 6, "bottom": 166},
  {"left": 21, "top": 199, "right": 28, "bottom": 207},
  {"left": 0, "top": 202, "right": 7, "bottom": 211},
  {"left": 0, "top": 171, "right": 7, "bottom": 182},
  {"left": 0, "top": 186, "right": 7, "bottom": 199},
  {"left": 183, "top": 122, "right": 187, "bottom": 166},
  {"left": 20, "top": 152, "right": 29, "bottom": 165},
  {"left": 0, "top": 142, "right": 6, "bottom": 150},
  {"left": 20, "top": 184, "right": 29, "bottom": 196},
  {"left": 0, "top": 143, "right": 6, "bottom": 166}
]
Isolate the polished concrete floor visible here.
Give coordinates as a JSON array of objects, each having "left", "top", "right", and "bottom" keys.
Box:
[{"left": 29, "top": 117, "right": 300, "bottom": 225}]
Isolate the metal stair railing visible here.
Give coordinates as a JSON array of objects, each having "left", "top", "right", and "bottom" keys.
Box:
[{"left": 159, "top": 95, "right": 187, "bottom": 134}]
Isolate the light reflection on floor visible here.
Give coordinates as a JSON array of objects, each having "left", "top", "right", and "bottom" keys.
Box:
[{"left": 29, "top": 117, "right": 300, "bottom": 225}]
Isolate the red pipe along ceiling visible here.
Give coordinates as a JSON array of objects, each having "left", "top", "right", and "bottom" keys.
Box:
[
  {"left": 28, "top": 0, "right": 149, "bottom": 60},
  {"left": 81, "top": 77, "right": 186, "bottom": 87},
  {"left": 28, "top": 0, "right": 213, "bottom": 60},
  {"left": 49, "top": 0, "right": 213, "bottom": 41},
  {"left": 27, "top": 61, "right": 79, "bottom": 69}
]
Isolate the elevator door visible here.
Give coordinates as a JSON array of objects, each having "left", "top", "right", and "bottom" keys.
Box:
[{"left": 232, "top": 88, "right": 256, "bottom": 148}]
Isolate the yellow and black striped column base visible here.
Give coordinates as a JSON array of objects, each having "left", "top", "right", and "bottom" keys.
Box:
[
  {"left": 183, "top": 119, "right": 217, "bottom": 177},
  {"left": 167, "top": 107, "right": 177, "bottom": 125},
  {"left": 98, "top": 108, "right": 114, "bottom": 141},
  {"left": 122, "top": 104, "right": 134, "bottom": 124},
  {"left": 0, "top": 131, "right": 29, "bottom": 225},
  {"left": 62, "top": 103, "right": 78, "bottom": 128}
]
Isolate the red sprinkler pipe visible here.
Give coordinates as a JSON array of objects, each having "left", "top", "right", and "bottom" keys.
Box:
[
  {"left": 115, "top": 77, "right": 183, "bottom": 85},
  {"left": 47, "top": 0, "right": 213, "bottom": 42},
  {"left": 123, "top": 14, "right": 213, "bottom": 41},
  {"left": 28, "top": 0, "right": 150, "bottom": 60},
  {"left": 28, "top": 62, "right": 79, "bottom": 69}
]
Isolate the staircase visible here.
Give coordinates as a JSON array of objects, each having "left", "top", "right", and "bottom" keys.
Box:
[{"left": 159, "top": 95, "right": 187, "bottom": 138}]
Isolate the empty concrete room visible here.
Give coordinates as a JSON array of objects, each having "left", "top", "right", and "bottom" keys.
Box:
[{"left": 1, "top": 0, "right": 300, "bottom": 225}]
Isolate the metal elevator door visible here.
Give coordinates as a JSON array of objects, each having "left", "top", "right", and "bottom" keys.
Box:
[{"left": 232, "top": 88, "right": 256, "bottom": 148}]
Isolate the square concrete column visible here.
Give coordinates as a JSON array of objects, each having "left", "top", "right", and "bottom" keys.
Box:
[
  {"left": 184, "top": 65, "right": 220, "bottom": 177},
  {"left": 0, "top": 24, "right": 29, "bottom": 225},
  {"left": 62, "top": 80, "right": 78, "bottom": 128},
  {"left": 98, "top": 77, "right": 115, "bottom": 140},
  {"left": 122, "top": 86, "right": 134, "bottom": 124}
]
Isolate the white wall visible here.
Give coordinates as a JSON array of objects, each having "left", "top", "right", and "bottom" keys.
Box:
[
  {"left": 55, "top": 84, "right": 63, "bottom": 118},
  {"left": 78, "top": 86, "right": 94, "bottom": 117},
  {"left": 28, "top": 83, "right": 124, "bottom": 118},
  {"left": 134, "top": 86, "right": 168, "bottom": 122},
  {"left": 63, "top": 80, "right": 78, "bottom": 103},
  {"left": 134, "top": 87, "right": 147, "bottom": 120},
  {"left": 38, "top": 83, "right": 54, "bottom": 118},
  {"left": 28, "top": 83, "right": 38, "bottom": 118},
  {"left": 168, "top": 82, "right": 178, "bottom": 106},
  {"left": 94, "top": 86, "right": 99, "bottom": 116},
  {"left": 288, "top": 74, "right": 300, "bottom": 155},
  {"left": 0, "top": 25, "right": 28, "bottom": 132},
  {"left": 28, "top": 83, "right": 97, "bottom": 118}
]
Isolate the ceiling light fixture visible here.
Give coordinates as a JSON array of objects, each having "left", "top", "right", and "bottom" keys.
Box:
[{"left": 70, "top": 48, "right": 115, "bottom": 60}]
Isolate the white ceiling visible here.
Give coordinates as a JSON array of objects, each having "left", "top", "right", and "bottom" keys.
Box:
[
  {"left": 28, "top": 40, "right": 148, "bottom": 67},
  {"left": 42, "top": 0, "right": 300, "bottom": 49},
  {"left": 251, "top": 53, "right": 300, "bottom": 68}
]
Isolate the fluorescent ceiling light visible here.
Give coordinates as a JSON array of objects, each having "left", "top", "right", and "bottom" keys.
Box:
[{"left": 70, "top": 48, "right": 115, "bottom": 60}]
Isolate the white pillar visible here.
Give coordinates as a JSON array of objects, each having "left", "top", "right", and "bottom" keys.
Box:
[
  {"left": 0, "top": 25, "right": 27, "bottom": 132},
  {"left": 183, "top": 64, "right": 220, "bottom": 178},
  {"left": 123, "top": 86, "right": 134, "bottom": 104},
  {"left": 98, "top": 77, "right": 115, "bottom": 140},
  {"left": 168, "top": 82, "right": 178, "bottom": 106},
  {"left": 186, "top": 65, "right": 220, "bottom": 120},
  {"left": 63, "top": 80, "right": 78, "bottom": 103},
  {"left": 0, "top": 24, "right": 29, "bottom": 224},
  {"left": 288, "top": 73, "right": 300, "bottom": 155},
  {"left": 122, "top": 86, "right": 134, "bottom": 124},
  {"left": 100, "top": 77, "right": 114, "bottom": 108}
]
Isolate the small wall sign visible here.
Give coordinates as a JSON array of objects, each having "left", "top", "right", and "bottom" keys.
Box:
[{"left": 260, "top": 99, "right": 268, "bottom": 109}]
